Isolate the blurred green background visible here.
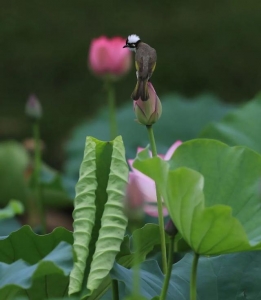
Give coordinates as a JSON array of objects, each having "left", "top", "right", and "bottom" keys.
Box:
[{"left": 1, "top": 0, "right": 261, "bottom": 168}]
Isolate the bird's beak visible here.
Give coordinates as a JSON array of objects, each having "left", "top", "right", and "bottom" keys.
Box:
[{"left": 123, "top": 45, "right": 128, "bottom": 48}]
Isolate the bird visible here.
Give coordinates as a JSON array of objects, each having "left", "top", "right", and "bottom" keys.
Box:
[{"left": 123, "top": 34, "right": 157, "bottom": 101}]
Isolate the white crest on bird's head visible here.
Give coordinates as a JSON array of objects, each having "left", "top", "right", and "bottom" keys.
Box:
[
  {"left": 123, "top": 34, "right": 141, "bottom": 52},
  {"left": 127, "top": 34, "right": 140, "bottom": 44}
]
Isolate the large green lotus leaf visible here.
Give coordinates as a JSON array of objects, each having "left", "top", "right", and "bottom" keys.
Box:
[
  {"left": 134, "top": 139, "right": 261, "bottom": 254},
  {"left": 166, "top": 167, "right": 250, "bottom": 254},
  {"left": 69, "top": 136, "right": 128, "bottom": 299},
  {"left": 0, "top": 141, "right": 29, "bottom": 206},
  {"left": 0, "top": 218, "right": 21, "bottom": 236},
  {"left": 0, "top": 225, "right": 73, "bottom": 299},
  {"left": 110, "top": 251, "right": 261, "bottom": 300},
  {"left": 200, "top": 94, "right": 261, "bottom": 153},
  {"left": 0, "top": 242, "right": 73, "bottom": 300},
  {"left": 0, "top": 225, "right": 73, "bottom": 263}
]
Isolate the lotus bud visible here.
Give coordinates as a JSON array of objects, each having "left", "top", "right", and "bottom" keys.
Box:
[
  {"left": 25, "top": 94, "right": 42, "bottom": 121},
  {"left": 165, "top": 219, "right": 178, "bottom": 237},
  {"left": 133, "top": 82, "right": 162, "bottom": 125}
]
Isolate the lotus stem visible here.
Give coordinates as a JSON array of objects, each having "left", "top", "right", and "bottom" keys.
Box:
[
  {"left": 33, "top": 121, "right": 46, "bottom": 234},
  {"left": 111, "top": 279, "right": 119, "bottom": 300},
  {"left": 146, "top": 125, "right": 167, "bottom": 274},
  {"left": 190, "top": 252, "right": 200, "bottom": 300},
  {"left": 105, "top": 80, "right": 117, "bottom": 140},
  {"left": 160, "top": 236, "right": 174, "bottom": 300}
]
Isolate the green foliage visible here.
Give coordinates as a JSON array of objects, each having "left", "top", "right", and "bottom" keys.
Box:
[
  {"left": 0, "top": 225, "right": 73, "bottom": 262},
  {"left": 111, "top": 251, "right": 261, "bottom": 299},
  {"left": 69, "top": 137, "right": 97, "bottom": 295},
  {"left": 117, "top": 224, "right": 167, "bottom": 268},
  {"left": 0, "top": 140, "right": 72, "bottom": 215},
  {"left": 0, "top": 226, "right": 73, "bottom": 299},
  {"left": 39, "top": 163, "right": 73, "bottom": 209},
  {"left": 0, "top": 200, "right": 24, "bottom": 220},
  {"left": 200, "top": 93, "right": 261, "bottom": 153},
  {"left": 0, "top": 141, "right": 29, "bottom": 206},
  {"left": 134, "top": 139, "right": 261, "bottom": 255},
  {"left": 65, "top": 94, "right": 233, "bottom": 196},
  {"left": 72, "top": 224, "right": 168, "bottom": 300},
  {"left": 0, "top": 219, "right": 21, "bottom": 236},
  {"left": 69, "top": 136, "right": 128, "bottom": 298}
]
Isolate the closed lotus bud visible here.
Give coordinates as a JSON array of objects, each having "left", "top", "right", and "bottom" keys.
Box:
[
  {"left": 88, "top": 36, "right": 132, "bottom": 80},
  {"left": 133, "top": 82, "right": 162, "bottom": 125},
  {"left": 25, "top": 94, "right": 42, "bottom": 121},
  {"left": 165, "top": 219, "right": 178, "bottom": 237}
]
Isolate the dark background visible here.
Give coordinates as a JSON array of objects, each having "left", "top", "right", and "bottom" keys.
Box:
[{"left": 1, "top": 0, "right": 261, "bottom": 168}]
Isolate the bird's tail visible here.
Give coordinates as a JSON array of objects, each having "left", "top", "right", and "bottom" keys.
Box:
[{"left": 131, "top": 80, "right": 149, "bottom": 101}]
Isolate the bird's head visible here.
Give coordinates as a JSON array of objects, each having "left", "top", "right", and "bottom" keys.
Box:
[{"left": 123, "top": 34, "right": 141, "bottom": 52}]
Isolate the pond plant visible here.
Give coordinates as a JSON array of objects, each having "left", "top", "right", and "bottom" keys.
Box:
[{"left": 1, "top": 35, "right": 261, "bottom": 300}]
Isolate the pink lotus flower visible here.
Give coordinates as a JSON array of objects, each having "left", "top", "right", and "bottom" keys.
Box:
[
  {"left": 127, "top": 141, "right": 182, "bottom": 217},
  {"left": 133, "top": 82, "right": 162, "bottom": 126},
  {"left": 88, "top": 36, "right": 132, "bottom": 79}
]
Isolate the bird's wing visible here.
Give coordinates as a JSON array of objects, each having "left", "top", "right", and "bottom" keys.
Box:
[{"left": 148, "top": 49, "right": 157, "bottom": 77}]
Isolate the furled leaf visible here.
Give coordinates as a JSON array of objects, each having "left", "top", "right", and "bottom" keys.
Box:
[
  {"left": 200, "top": 94, "right": 261, "bottom": 153},
  {"left": 81, "top": 224, "right": 167, "bottom": 300},
  {"left": 134, "top": 139, "right": 261, "bottom": 255},
  {"left": 86, "top": 136, "right": 128, "bottom": 295},
  {"left": 0, "top": 200, "right": 24, "bottom": 220},
  {"left": 69, "top": 137, "right": 98, "bottom": 295},
  {"left": 69, "top": 136, "right": 128, "bottom": 299}
]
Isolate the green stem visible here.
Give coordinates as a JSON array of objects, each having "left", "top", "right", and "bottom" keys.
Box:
[
  {"left": 132, "top": 225, "right": 141, "bottom": 296},
  {"left": 160, "top": 236, "right": 174, "bottom": 300},
  {"left": 190, "top": 252, "right": 199, "bottom": 300},
  {"left": 33, "top": 121, "right": 46, "bottom": 234},
  {"left": 146, "top": 125, "right": 167, "bottom": 274},
  {"left": 105, "top": 80, "right": 117, "bottom": 140},
  {"left": 111, "top": 279, "right": 119, "bottom": 300}
]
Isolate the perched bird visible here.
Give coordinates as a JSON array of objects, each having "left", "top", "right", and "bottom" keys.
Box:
[{"left": 123, "top": 34, "right": 157, "bottom": 101}]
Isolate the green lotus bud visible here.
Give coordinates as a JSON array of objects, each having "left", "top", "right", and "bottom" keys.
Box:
[
  {"left": 133, "top": 82, "right": 162, "bottom": 125},
  {"left": 25, "top": 94, "right": 42, "bottom": 121}
]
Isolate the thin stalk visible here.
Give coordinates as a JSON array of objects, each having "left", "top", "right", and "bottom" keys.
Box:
[
  {"left": 190, "top": 252, "right": 199, "bottom": 300},
  {"left": 105, "top": 80, "right": 117, "bottom": 139},
  {"left": 33, "top": 121, "right": 46, "bottom": 234},
  {"left": 160, "top": 237, "right": 175, "bottom": 300},
  {"left": 111, "top": 279, "right": 119, "bottom": 300},
  {"left": 146, "top": 125, "right": 167, "bottom": 274},
  {"left": 132, "top": 226, "right": 141, "bottom": 296}
]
